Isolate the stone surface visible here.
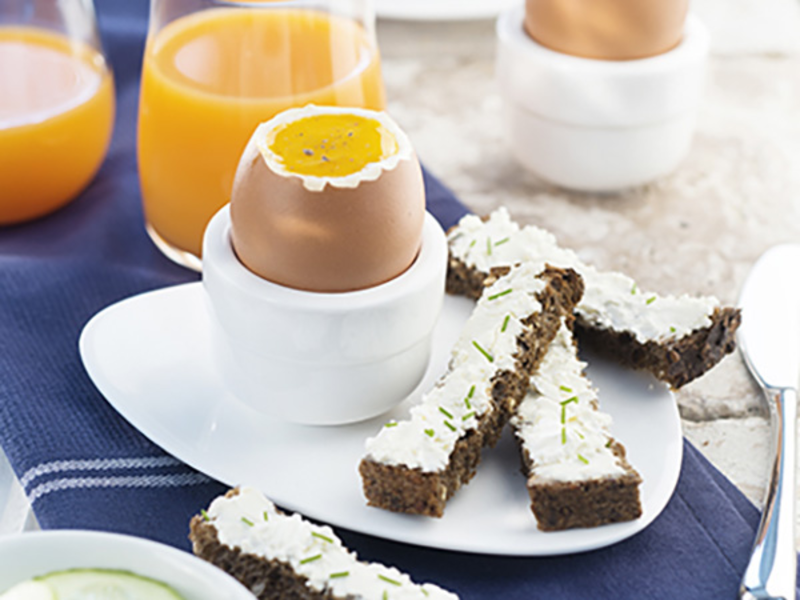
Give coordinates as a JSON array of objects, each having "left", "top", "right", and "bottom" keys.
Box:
[{"left": 377, "top": 13, "right": 800, "bottom": 545}]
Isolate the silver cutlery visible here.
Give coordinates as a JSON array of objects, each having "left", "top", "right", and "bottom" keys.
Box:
[{"left": 738, "top": 244, "right": 800, "bottom": 600}]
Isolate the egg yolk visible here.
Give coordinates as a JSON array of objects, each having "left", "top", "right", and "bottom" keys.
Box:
[{"left": 268, "top": 114, "right": 399, "bottom": 178}]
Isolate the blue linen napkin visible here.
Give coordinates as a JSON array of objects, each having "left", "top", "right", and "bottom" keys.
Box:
[{"left": 0, "top": 1, "right": 795, "bottom": 597}]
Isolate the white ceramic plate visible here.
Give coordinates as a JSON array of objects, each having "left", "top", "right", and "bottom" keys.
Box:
[
  {"left": 0, "top": 530, "right": 255, "bottom": 598},
  {"left": 79, "top": 282, "right": 682, "bottom": 556},
  {"left": 375, "top": 0, "right": 521, "bottom": 21}
]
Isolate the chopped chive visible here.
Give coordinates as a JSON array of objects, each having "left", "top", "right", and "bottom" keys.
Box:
[
  {"left": 472, "top": 340, "right": 494, "bottom": 363},
  {"left": 444, "top": 420, "right": 457, "bottom": 432},
  {"left": 464, "top": 383, "right": 476, "bottom": 409},
  {"left": 670, "top": 326, "right": 677, "bottom": 334},
  {"left": 424, "top": 428, "right": 435, "bottom": 437},
  {"left": 561, "top": 427, "right": 567, "bottom": 445},
  {"left": 486, "top": 237, "right": 492, "bottom": 256},
  {"left": 578, "top": 454, "right": 589, "bottom": 465},
  {"left": 494, "top": 237, "right": 511, "bottom": 247},
  {"left": 330, "top": 571, "right": 350, "bottom": 579},
  {"left": 631, "top": 283, "right": 637, "bottom": 295},
  {"left": 605, "top": 439, "right": 612, "bottom": 448},
  {"left": 462, "top": 411, "right": 476, "bottom": 421},
  {"left": 560, "top": 405, "right": 566, "bottom": 424},
  {"left": 576, "top": 431, "right": 585, "bottom": 440},
  {"left": 379, "top": 575, "right": 402, "bottom": 586},
  {"left": 383, "top": 592, "right": 389, "bottom": 600},
  {"left": 560, "top": 396, "right": 578, "bottom": 406},
  {"left": 300, "top": 554, "right": 322, "bottom": 565},
  {"left": 501, "top": 314, "right": 511, "bottom": 333},
  {"left": 422, "top": 591, "right": 430, "bottom": 597},
  {"left": 559, "top": 385, "right": 572, "bottom": 393},
  {"left": 646, "top": 296, "right": 657, "bottom": 305},
  {"left": 241, "top": 516, "right": 254, "bottom": 527},
  {"left": 487, "top": 288, "right": 513, "bottom": 301},
  {"left": 439, "top": 406, "right": 454, "bottom": 419},
  {"left": 469, "top": 239, "right": 477, "bottom": 248},
  {"left": 312, "top": 532, "right": 333, "bottom": 543},
  {"left": 384, "top": 421, "right": 398, "bottom": 428},
  {"left": 200, "top": 509, "right": 210, "bottom": 522},
  {"left": 263, "top": 511, "right": 269, "bottom": 522}
]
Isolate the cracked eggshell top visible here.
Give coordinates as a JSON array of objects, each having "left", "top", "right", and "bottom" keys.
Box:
[{"left": 229, "top": 105, "right": 425, "bottom": 293}]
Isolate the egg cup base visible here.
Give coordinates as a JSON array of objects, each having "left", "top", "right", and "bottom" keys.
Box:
[
  {"left": 504, "top": 106, "right": 697, "bottom": 193},
  {"left": 202, "top": 206, "right": 447, "bottom": 426},
  {"left": 496, "top": 9, "right": 709, "bottom": 192}
]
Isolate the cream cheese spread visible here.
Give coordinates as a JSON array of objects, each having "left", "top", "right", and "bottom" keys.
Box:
[
  {"left": 513, "top": 321, "right": 627, "bottom": 482},
  {"left": 207, "top": 487, "right": 457, "bottom": 600},
  {"left": 448, "top": 208, "right": 718, "bottom": 344},
  {"left": 364, "top": 261, "right": 547, "bottom": 472}
]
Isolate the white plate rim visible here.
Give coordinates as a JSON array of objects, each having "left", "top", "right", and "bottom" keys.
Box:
[
  {"left": 79, "top": 282, "right": 683, "bottom": 557},
  {"left": 0, "top": 529, "right": 254, "bottom": 598}
]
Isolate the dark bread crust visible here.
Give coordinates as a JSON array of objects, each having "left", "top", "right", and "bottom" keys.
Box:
[
  {"left": 359, "top": 266, "right": 584, "bottom": 517},
  {"left": 189, "top": 490, "right": 339, "bottom": 600},
  {"left": 446, "top": 251, "right": 741, "bottom": 389},
  {"left": 513, "top": 328, "right": 642, "bottom": 530},
  {"left": 359, "top": 422, "right": 490, "bottom": 518},
  {"left": 518, "top": 440, "right": 642, "bottom": 531},
  {"left": 445, "top": 254, "right": 490, "bottom": 300},
  {"left": 575, "top": 306, "right": 742, "bottom": 390}
]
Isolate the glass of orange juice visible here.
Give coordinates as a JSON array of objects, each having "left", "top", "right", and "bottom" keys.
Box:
[
  {"left": 0, "top": 0, "right": 115, "bottom": 225},
  {"left": 137, "top": 0, "right": 386, "bottom": 270}
]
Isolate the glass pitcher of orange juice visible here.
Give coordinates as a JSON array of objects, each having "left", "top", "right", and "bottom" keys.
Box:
[
  {"left": 137, "top": 0, "right": 386, "bottom": 270},
  {"left": 0, "top": 0, "right": 115, "bottom": 225}
]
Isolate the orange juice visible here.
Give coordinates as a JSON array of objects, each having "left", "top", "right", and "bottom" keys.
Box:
[
  {"left": 0, "top": 27, "right": 115, "bottom": 225},
  {"left": 137, "top": 8, "right": 386, "bottom": 262}
]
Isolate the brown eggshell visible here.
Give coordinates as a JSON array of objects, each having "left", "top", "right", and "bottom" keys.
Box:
[
  {"left": 229, "top": 146, "right": 426, "bottom": 293},
  {"left": 524, "top": 0, "right": 689, "bottom": 60}
]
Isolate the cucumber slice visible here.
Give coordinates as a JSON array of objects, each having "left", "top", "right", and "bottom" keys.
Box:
[{"left": 34, "top": 569, "right": 186, "bottom": 600}]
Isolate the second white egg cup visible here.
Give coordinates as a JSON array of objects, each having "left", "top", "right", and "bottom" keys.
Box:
[
  {"left": 496, "top": 8, "right": 710, "bottom": 192},
  {"left": 202, "top": 206, "right": 447, "bottom": 426}
]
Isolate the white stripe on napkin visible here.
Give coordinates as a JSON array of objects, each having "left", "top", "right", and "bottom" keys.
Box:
[
  {"left": 20, "top": 457, "right": 183, "bottom": 488},
  {"left": 27, "top": 472, "right": 212, "bottom": 504}
]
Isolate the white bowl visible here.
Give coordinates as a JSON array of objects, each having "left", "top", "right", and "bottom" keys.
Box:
[
  {"left": 496, "top": 8, "right": 710, "bottom": 192},
  {"left": 202, "top": 206, "right": 447, "bottom": 425},
  {"left": 0, "top": 530, "right": 255, "bottom": 599}
]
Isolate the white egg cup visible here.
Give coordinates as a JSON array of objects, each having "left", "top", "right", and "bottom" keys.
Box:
[
  {"left": 202, "top": 206, "right": 447, "bottom": 426},
  {"left": 496, "top": 8, "right": 710, "bottom": 192}
]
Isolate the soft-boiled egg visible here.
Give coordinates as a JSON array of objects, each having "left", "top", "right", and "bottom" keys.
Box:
[{"left": 229, "top": 105, "right": 425, "bottom": 293}]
